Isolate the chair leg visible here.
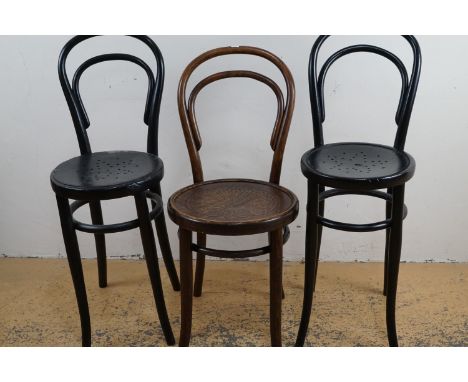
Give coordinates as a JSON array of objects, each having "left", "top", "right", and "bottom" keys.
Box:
[
  {"left": 386, "top": 185, "right": 405, "bottom": 347},
  {"left": 56, "top": 195, "right": 91, "bottom": 347},
  {"left": 152, "top": 184, "right": 180, "bottom": 291},
  {"left": 295, "top": 181, "right": 320, "bottom": 347},
  {"left": 89, "top": 201, "right": 107, "bottom": 288},
  {"left": 313, "top": 185, "right": 325, "bottom": 292},
  {"left": 194, "top": 233, "right": 206, "bottom": 297},
  {"left": 269, "top": 229, "right": 283, "bottom": 347},
  {"left": 383, "top": 187, "right": 393, "bottom": 296},
  {"left": 269, "top": 233, "right": 285, "bottom": 300},
  {"left": 179, "top": 228, "right": 193, "bottom": 346},
  {"left": 134, "top": 192, "right": 175, "bottom": 346}
]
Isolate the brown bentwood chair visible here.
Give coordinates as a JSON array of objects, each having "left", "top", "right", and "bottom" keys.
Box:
[{"left": 168, "top": 46, "right": 298, "bottom": 346}]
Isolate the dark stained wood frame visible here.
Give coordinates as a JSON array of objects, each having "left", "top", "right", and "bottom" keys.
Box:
[{"left": 170, "top": 46, "right": 297, "bottom": 346}]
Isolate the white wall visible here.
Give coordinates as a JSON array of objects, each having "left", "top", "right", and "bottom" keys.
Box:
[{"left": 0, "top": 35, "right": 467, "bottom": 263}]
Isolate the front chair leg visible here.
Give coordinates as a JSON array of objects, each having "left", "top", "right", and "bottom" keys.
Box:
[
  {"left": 194, "top": 232, "right": 206, "bottom": 297},
  {"left": 134, "top": 192, "right": 175, "bottom": 346},
  {"left": 269, "top": 232, "right": 285, "bottom": 299},
  {"left": 295, "top": 181, "right": 320, "bottom": 347},
  {"left": 269, "top": 229, "right": 283, "bottom": 347},
  {"left": 386, "top": 185, "right": 405, "bottom": 347},
  {"left": 179, "top": 228, "right": 193, "bottom": 346},
  {"left": 56, "top": 195, "right": 91, "bottom": 347},
  {"left": 89, "top": 200, "right": 107, "bottom": 288},
  {"left": 152, "top": 184, "right": 180, "bottom": 291}
]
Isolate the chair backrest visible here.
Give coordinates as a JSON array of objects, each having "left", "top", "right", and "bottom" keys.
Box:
[
  {"left": 58, "top": 35, "right": 165, "bottom": 155},
  {"left": 309, "top": 35, "right": 421, "bottom": 151},
  {"left": 177, "top": 46, "right": 295, "bottom": 185}
]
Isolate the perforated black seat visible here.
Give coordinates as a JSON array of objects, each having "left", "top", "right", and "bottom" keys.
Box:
[
  {"left": 301, "top": 142, "right": 415, "bottom": 190},
  {"left": 50, "top": 35, "right": 178, "bottom": 347},
  {"left": 295, "top": 35, "right": 422, "bottom": 348},
  {"left": 51, "top": 151, "right": 164, "bottom": 200}
]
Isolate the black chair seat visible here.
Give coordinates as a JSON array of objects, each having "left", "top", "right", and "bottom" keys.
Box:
[
  {"left": 51, "top": 151, "right": 164, "bottom": 200},
  {"left": 301, "top": 142, "right": 415, "bottom": 190}
]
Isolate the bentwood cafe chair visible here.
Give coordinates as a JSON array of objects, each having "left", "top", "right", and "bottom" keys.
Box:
[
  {"left": 168, "top": 46, "right": 299, "bottom": 346},
  {"left": 50, "top": 35, "right": 179, "bottom": 346},
  {"left": 296, "top": 35, "right": 421, "bottom": 347}
]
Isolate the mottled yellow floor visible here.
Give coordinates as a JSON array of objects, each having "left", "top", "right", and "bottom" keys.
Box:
[{"left": 0, "top": 258, "right": 466, "bottom": 346}]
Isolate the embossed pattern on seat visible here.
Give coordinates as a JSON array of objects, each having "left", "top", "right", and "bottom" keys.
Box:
[
  {"left": 301, "top": 142, "right": 415, "bottom": 190},
  {"left": 50, "top": 151, "right": 163, "bottom": 199},
  {"left": 168, "top": 179, "right": 299, "bottom": 235}
]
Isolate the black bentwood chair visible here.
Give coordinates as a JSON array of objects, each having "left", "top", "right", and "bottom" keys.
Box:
[
  {"left": 50, "top": 35, "right": 180, "bottom": 346},
  {"left": 295, "top": 35, "right": 421, "bottom": 347}
]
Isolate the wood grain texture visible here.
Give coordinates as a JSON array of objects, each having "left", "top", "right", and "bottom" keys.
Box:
[
  {"left": 170, "top": 46, "right": 297, "bottom": 346},
  {"left": 168, "top": 179, "right": 298, "bottom": 235},
  {"left": 177, "top": 46, "right": 295, "bottom": 184}
]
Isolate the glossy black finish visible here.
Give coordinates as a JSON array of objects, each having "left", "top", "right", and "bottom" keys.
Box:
[
  {"left": 51, "top": 151, "right": 164, "bottom": 200},
  {"left": 308, "top": 36, "right": 421, "bottom": 151},
  {"left": 58, "top": 35, "right": 164, "bottom": 155},
  {"left": 51, "top": 35, "right": 179, "bottom": 346},
  {"left": 134, "top": 192, "right": 175, "bottom": 346},
  {"left": 56, "top": 195, "right": 91, "bottom": 346},
  {"left": 296, "top": 35, "right": 421, "bottom": 347},
  {"left": 301, "top": 143, "right": 416, "bottom": 191}
]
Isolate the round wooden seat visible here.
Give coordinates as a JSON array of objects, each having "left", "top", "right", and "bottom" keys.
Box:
[
  {"left": 168, "top": 179, "right": 299, "bottom": 235},
  {"left": 50, "top": 151, "right": 164, "bottom": 200},
  {"left": 301, "top": 142, "right": 415, "bottom": 190}
]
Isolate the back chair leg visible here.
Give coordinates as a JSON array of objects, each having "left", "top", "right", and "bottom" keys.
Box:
[
  {"left": 383, "top": 187, "right": 393, "bottom": 296},
  {"left": 194, "top": 232, "right": 206, "bottom": 297},
  {"left": 269, "top": 229, "right": 283, "bottom": 347},
  {"left": 313, "top": 185, "right": 325, "bottom": 292},
  {"left": 179, "top": 229, "right": 193, "bottom": 346},
  {"left": 89, "top": 201, "right": 107, "bottom": 288},
  {"left": 152, "top": 184, "right": 180, "bottom": 291},
  {"left": 386, "top": 185, "right": 405, "bottom": 347},
  {"left": 56, "top": 195, "right": 91, "bottom": 347},
  {"left": 296, "top": 181, "right": 320, "bottom": 347},
  {"left": 134, "top": 192, "right": 175, "bottom": 346},
  {"left": 154, "top": 211, "right": 181, "bottom": 292}
]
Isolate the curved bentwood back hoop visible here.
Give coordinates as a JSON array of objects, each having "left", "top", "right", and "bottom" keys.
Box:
[
  {"left": 178, "top": 46, "right": 295, "bottom": 184},
  {"left": 58, "top": 35, "right": 164, "bottom": 155},
  {"left": 309, "top": 35, "right": 421, "bottom": 150}
]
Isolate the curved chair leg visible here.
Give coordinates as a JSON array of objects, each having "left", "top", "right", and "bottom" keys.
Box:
[
  {"left": 269, "top": 234, "right": 286, "bottom": 300},
  {"left": 383, "top": 188, "right": 392, "bottom": 296},
  {"left": 269, "top": 229, "right": 283, "bottom": 347},
  {"left": 383, "top": 187, "right": 393, "bottom": 296},
  {"left": 296, "top": 181, "right": 320, "bottom": 347},
  {"left": 194, "top": 233, "right": 206, "bottom": 297},
  {"left": 179, "top": 228, "right": 193, "bottom": 346},
  {"left": 134, "top": 192, "right": 175, "bottom": 346},
  {"left": 56, "top": 195, "right": 91, "bottom": 347},
  {"left": 313, "top": 185, "right": 325, "bottom": 292},
  {"left": 89, "top": 201, "right": 107, "bottom": 288},
  {"left": 386, "top": 185, "right": 405, "bottom": 347},
  {"left": 152, "top": 184, "right": 180, "bottom": 291}
]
